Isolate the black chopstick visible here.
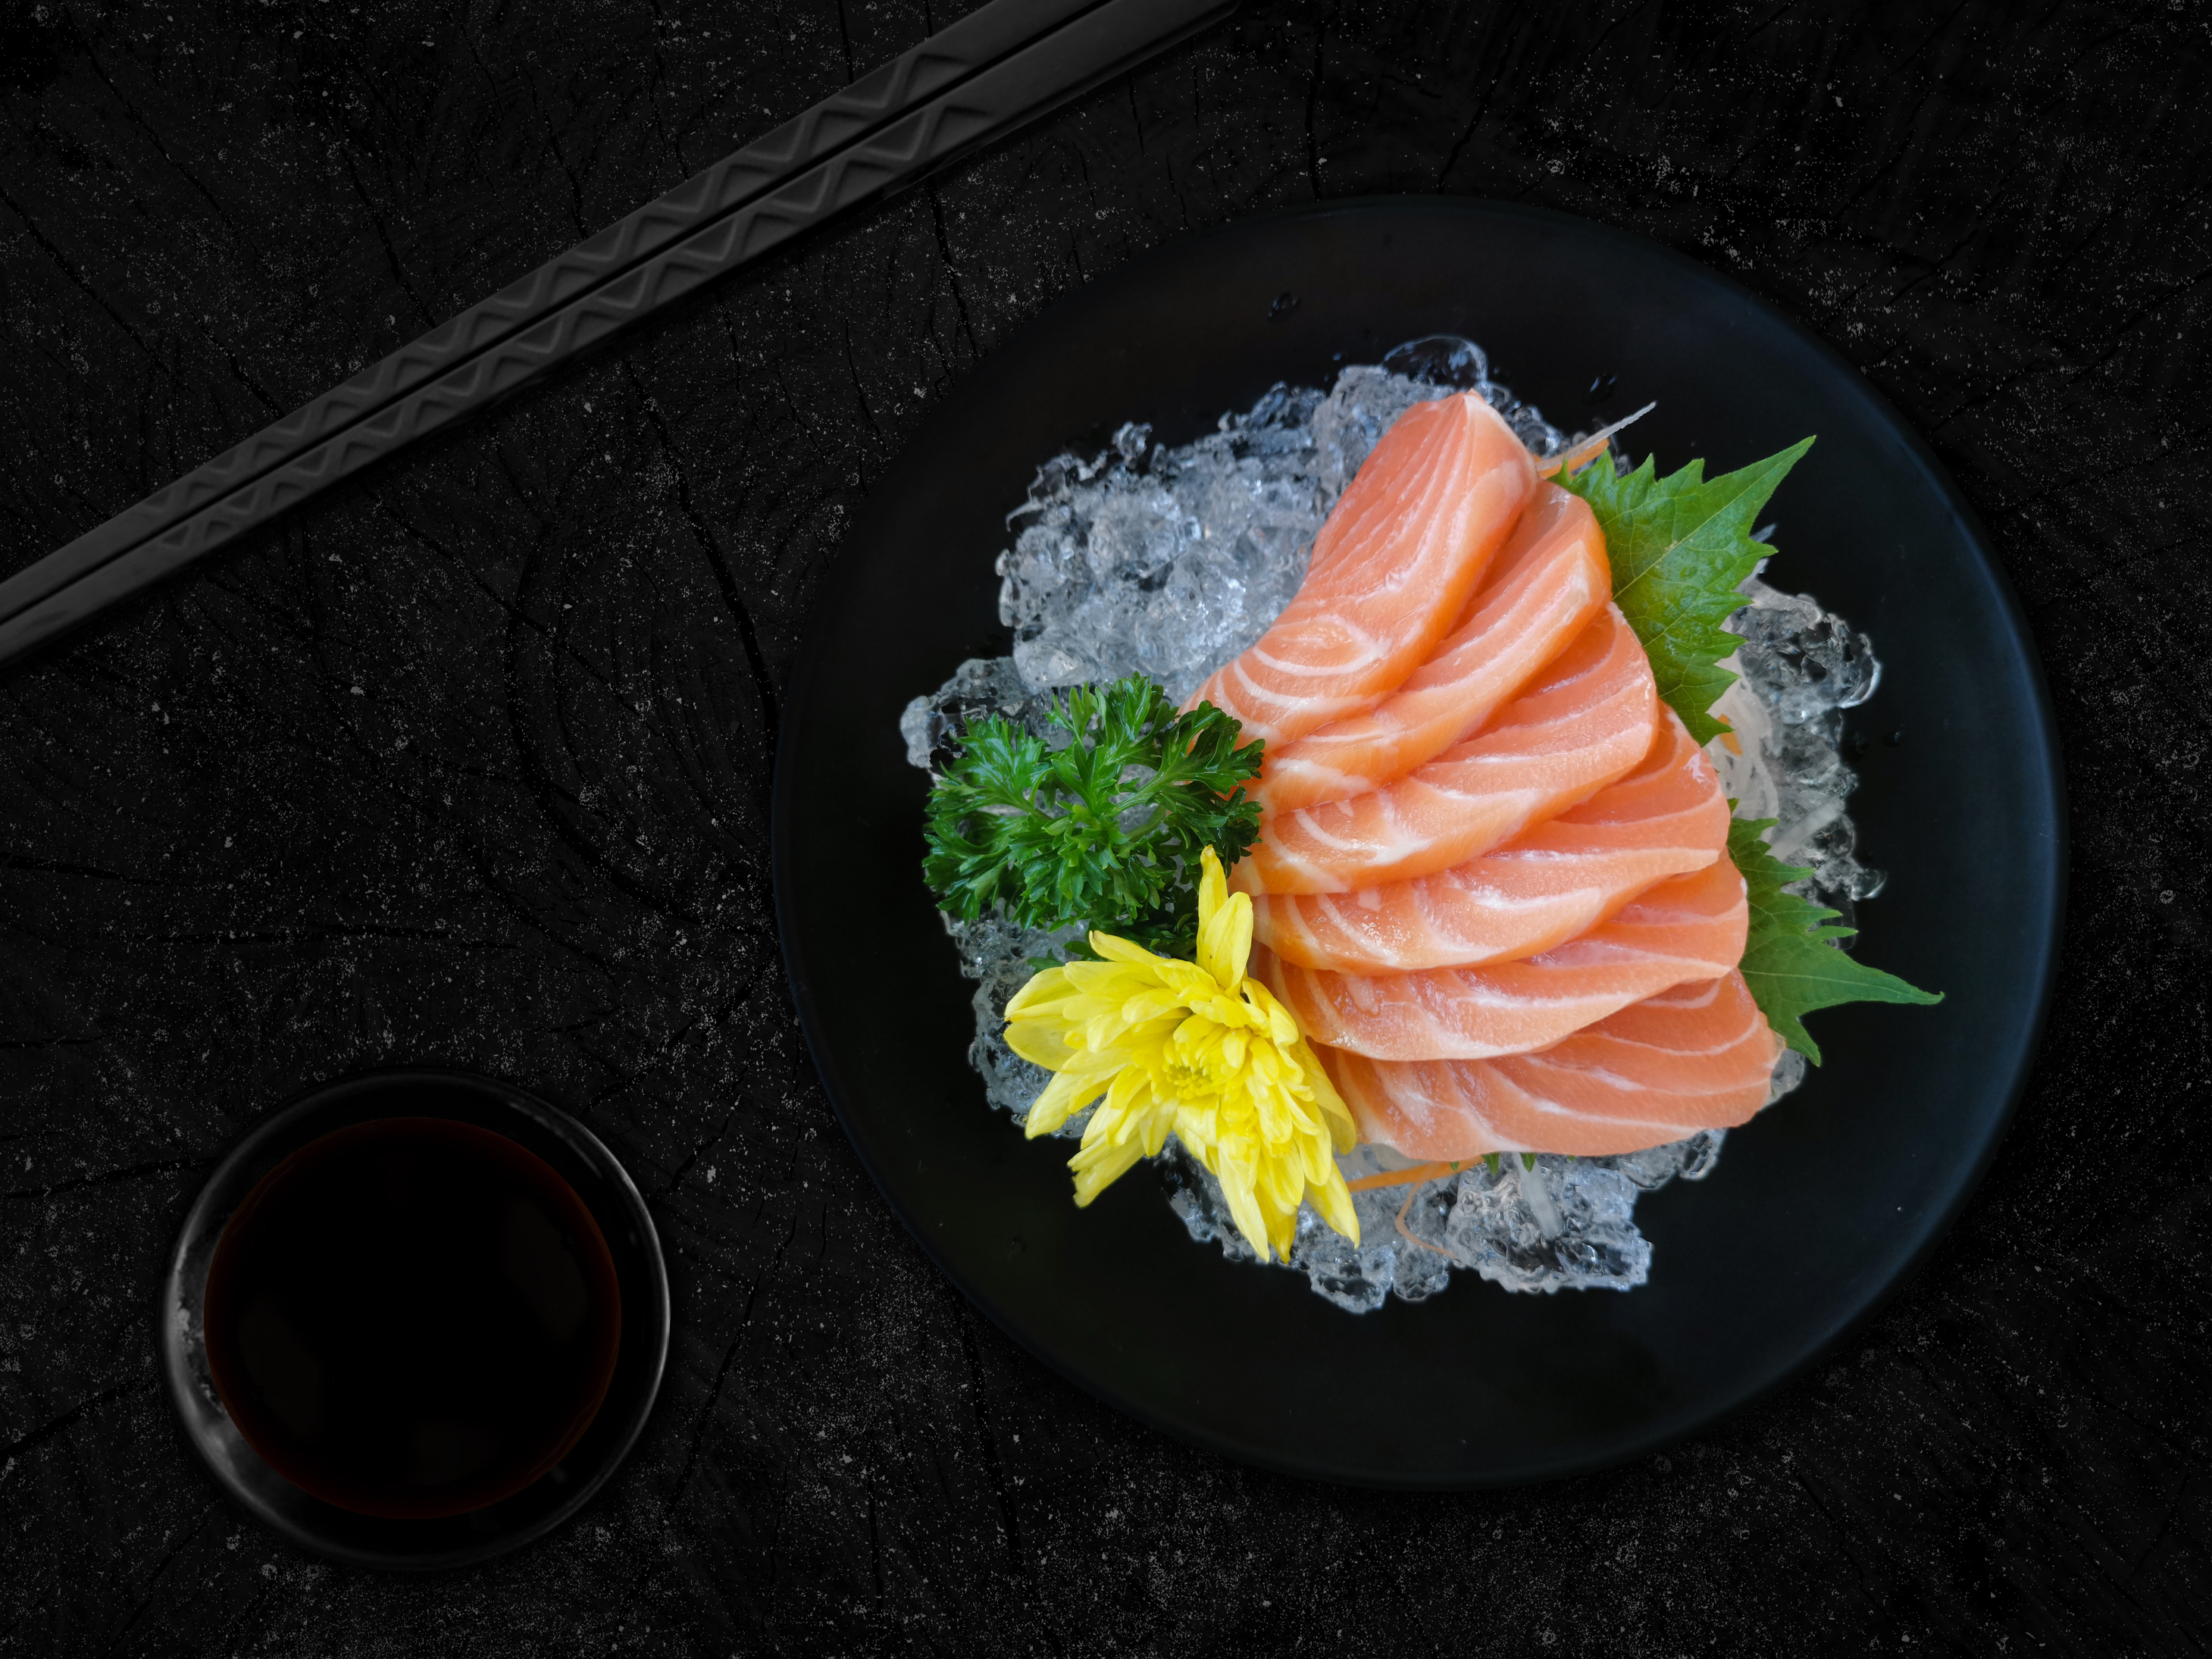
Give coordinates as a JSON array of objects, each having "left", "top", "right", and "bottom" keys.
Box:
[
  {"left": 3, "top": 0, "right": 1098, "bottom": 638},
  {"left": 0, "top": 0, "right": 1234, "bottom": 669}
]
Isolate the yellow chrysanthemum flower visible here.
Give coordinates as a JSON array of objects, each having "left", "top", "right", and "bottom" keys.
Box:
[{"left": 1003, "top": 845, "right": 1360, "bottom": 1263}]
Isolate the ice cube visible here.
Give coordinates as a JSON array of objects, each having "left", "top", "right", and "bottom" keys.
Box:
[{"left": 1439, "top": 1158, "right": 1653, "bottom": 1294}]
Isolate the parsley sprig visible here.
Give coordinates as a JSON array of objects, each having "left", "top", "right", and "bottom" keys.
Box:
[{"left": 922, "top": 675, "right": 1262, "bottom": 957}]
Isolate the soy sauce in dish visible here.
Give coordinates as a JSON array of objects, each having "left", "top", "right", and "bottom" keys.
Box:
[{"left": 202, "top": 1116, "right": 621, "bottom": 1520}]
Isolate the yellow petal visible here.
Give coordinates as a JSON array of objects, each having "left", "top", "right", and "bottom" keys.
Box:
[
  {"left": 1068, "top": 1137, "right": 1148, "bottom": 1205},
  {"left": 1071, "top": 1113, "right": 1146, "bottom": 1166},
  {"left": 1309, "top": 1163, "right": 1361, "bottom": 1244},
  {"left": 1090, "top": 931, "right": 1170, "bottom": 969},
  {"left": 1023, "top": 1066, "right": 1115, "bottom": 1139},
  {"left": 1102, "top": 1063, "right": 1153, "bottom": 1122},
  {"left": 1003, "top": 1019, "right": 1080, "bottom": 1071},
  {"left": 1180, "top": 990, "right": 1243, "bottom": 1031},
  {"left": 1060, "top": 966, "right": 1136, "bottom": 1005},
  {"left": 1292, "top": 1039, "right": 1356, "bottom": 1151},
  {"left": 1004, "top": 972, "right": 1077, "bottom": 1025},
  {"left": 1154, "top": 959, "right": 1216, "bottom": 1003},
  {"left": 1219, "top": 1175, "right": 1275, "bottom": 1263},
  {"left": 1121, "top": 993, "right": 1191, "bottom": 1031},
  {"left": 1235, "top": 977, "right": 1295, "bottom": 1042},
  {"left": 1197, "top": 845, "right": 1228, "bottom": 929},
  {"left": 1219, "top": 1028, "right": 1247, "bottom": 1073},
  {"left": 1062, "top": 958, "right": 1142, "bottom": 991},
  {"left": 1196, "top": 854, "right": 1253, "bottom": 989}
]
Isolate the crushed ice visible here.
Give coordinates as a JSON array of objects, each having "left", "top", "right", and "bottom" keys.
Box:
[
  {"left": 902, "top": 337, "right": 1882, "bottom": 1310},
  {"left": 993, "top": 336, "right": 1570, "bottom": 706}
]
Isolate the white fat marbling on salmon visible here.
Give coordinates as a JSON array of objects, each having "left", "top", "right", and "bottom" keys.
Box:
[
  {"left": 1187, "top": 393, "right": 1535, "bottom": 748},
  {"left": 1252, "top": 712, "right": 1729, "bottom": 972},
  {"left": 1321, "top": 971, "right": 1781, "bottom": 1160},
  {"left": 1257, "top": 859, "right": 1747, "bottom": 1061},
  {"left": 1245, "top": 606, "right": 1660, "bottom": 894},
  {"left": 1255, "top": 484, "right": 1610, "bottom": 814}
]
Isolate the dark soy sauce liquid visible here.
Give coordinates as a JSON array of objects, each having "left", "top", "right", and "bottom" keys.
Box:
[{"left": 204, "top": 1117, "right": 621, "bottom": 1519}]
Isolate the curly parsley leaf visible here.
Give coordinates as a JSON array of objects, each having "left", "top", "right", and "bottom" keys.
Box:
[
  {"left": 1558, "top": 437, "right": 1814, "bottom": 743},
  {"left": 1730, "top": 816, "right": 1942, "bottom": 1063},
  {"left": 922, "top": 675, "right": 1262, "bottom": 957}
]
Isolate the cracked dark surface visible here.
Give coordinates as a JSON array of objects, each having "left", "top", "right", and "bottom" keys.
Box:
[{"left": 2, "top": 0, "right": 2208, "bottom": 1653}]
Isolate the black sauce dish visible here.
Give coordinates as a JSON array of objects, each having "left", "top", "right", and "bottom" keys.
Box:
[{"left": 158, "top": 1068, "right": 669, "bottom": 1570}]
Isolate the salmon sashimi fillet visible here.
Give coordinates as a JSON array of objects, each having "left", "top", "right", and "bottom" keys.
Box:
[
  {"left": 1322, "top": 972, "right": 1785, "bottom": 1160},
  {"left": 1251, "top": 711, "right": 1729, "bottom": 972},
  {"left": 1256, "top": 857, "right": 1748, "bottom": 1060},
  {"left": 1253, "top": 484, "right": 1610, "bottom": 815},
  {"left": 1185, "top": 393, "right": 1535, "bottom": 748},
  {"left": 1237, "top": 604, "right": 1660, "bottom": 894}
]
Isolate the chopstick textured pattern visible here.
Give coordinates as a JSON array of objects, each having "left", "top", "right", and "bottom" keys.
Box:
[{"left": 1, "top": 0, "right": 1230, "bottom": 668}]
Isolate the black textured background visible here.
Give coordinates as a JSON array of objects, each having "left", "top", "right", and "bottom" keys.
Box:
[{"left": 2, "top": 2, "right": 2206, "bottom": 1653}]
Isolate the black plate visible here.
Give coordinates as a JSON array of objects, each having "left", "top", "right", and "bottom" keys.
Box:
[
  {"left": 158, "top": 1069, "right": 671, "bottom": 1567},
  {"left": 771, "top": 198, "right": 2063, "bottom": 1487}
]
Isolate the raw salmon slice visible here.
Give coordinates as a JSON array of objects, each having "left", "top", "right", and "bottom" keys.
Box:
[
  {"left": 1252, "top": 711, "right": 1729, "bottom": 972},
  {"left": 1256, "top": 857, "right": 1748, "bottom": 1060},
  {"left": 1322, "top": 972, "right": 1785, "bottom": 1160},
  {"left": 1253, "top": 484, "right": 1610, "bottom": 814},
  {"left": 1237, "top": 604, "right": 1659, "bottom": 894},
  {"left": 1186, "top": 393, "right": 1535, "bottom": 748}
]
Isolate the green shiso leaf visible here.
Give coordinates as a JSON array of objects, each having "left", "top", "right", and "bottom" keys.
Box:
[
  {"left": 1561, "top": 434, "right": 1941, "bottom": 1053},
  {"left": 1557, "top": 437, "right": 1815, "bottom": 743},
  {"left": 1729, "top": 816, "right": 1942, "bottom": 1063},
  {"left": 921, "top": 674, "right": 1262, "bottom": 958}
]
